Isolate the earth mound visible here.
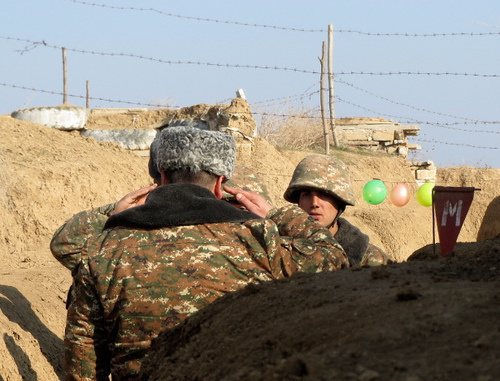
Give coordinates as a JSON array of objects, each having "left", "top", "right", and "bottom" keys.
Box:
[{"left": 141, "top": 237, "right": 500, "bottom": 380}]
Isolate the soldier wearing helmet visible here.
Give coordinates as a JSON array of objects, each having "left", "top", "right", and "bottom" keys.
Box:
[{"left": 284, "top": 154, "right": 390, "bottom": 267}]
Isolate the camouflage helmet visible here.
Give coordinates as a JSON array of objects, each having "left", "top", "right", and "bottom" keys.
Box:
[
  {"left": 222, "top": 166, "right": 272, "bottom": 204},
  {"left": 283, "top": 154, "right": 356, "bottom": 206}
]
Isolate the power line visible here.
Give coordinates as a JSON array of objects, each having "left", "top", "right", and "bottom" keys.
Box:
[{"left": 68, "top": 0, "right": 500, "bottom": 37}]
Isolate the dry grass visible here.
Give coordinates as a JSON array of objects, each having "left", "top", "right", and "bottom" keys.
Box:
[{"left": 256, "top": 105, "right": 327, "bottom": 150}]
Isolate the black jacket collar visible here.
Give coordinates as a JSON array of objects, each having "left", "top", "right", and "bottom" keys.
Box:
[
  {"left": 105, "top": 184, "right": 259, "bottom": 230},
  {"left": 335, "top": 217, "right": 370, "bottom": 266}
]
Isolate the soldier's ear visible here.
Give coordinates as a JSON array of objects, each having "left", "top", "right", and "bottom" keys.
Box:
[
  {"left": 160, "top": 172, "right": 169, "bottom": 186},
  {"left": 213, "top": 176, "right": 225, "bottom": 199}
]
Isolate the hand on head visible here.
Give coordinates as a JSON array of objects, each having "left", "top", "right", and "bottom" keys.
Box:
[
  {"left": 223, "top": 186, "right": 273, "bottom": 218},
  {"left": 112, "top": 184, "right": 158, "bottom": 215}
]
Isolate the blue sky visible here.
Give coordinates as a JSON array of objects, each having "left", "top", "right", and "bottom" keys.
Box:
[{"left": 1, "top": 1, "right": 499, "bottom": 168}]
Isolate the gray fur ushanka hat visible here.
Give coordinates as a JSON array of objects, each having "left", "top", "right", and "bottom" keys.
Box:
[{"left": 156, "top": 126, "right": 236, "bottom": 179}]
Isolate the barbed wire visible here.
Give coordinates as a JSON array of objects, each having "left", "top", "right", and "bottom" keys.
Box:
[
  {"left": 413, "top": 138, "right": 498, "bottom": 150},
  {"left": 336, "top": 78, "right": 500, "bottom": 124},
  {"left": 68, "top": 0, "right": 500, "bottom": 37},
  {"left": 0, "top": 82, "right": 172, "bottom": 108},
  {"left": 336, "top": 97, "right": 500, "bottom": 134},
  {"left": 2, "top": 35, "right": 500, "bottom": 78},
  {"left": 3, "top": 82, "right": 497, "bottom": 150},
  {"left": 252, "top": 82, "right": 320, "bottom": 106},
  {"left": 3, "top": 82, "right": 499, "bottom": 135},
  {"left": 252, "top": 90, "right": 320, "bottom": 107}
]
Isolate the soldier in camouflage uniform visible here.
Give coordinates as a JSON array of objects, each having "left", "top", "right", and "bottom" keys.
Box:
[
  {"left": 284, "top": 154, "right": 390, "bottom": 267},
  {"left": 57, "top": 127, "right": 349, "bottom": 380}
]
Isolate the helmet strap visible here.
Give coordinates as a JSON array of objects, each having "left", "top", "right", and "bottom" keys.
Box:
[{"left": 328, "top": 204, "right": 346, "bottom": 232}]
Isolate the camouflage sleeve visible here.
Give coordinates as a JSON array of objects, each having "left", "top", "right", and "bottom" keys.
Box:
[
  {"left": 65, "top": 260, "right": 111, "bottom": 380},
  {"left": 360, "top": 243, "right": 392, "bottom": 267},
  {"left": 248, "top": 204, "right": 349, "bottom": 277},
  {"left": 50, "top": 203, "right": 117, "bottom": 270}
]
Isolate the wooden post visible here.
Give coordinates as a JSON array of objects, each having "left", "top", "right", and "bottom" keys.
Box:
[
  {"left": 319, "top": 42, "right": 329, "bottom": 154},
  {"left": 327, "top": 24, "right": 340, "bottom": 147},
  {"left": 62, "top": 47, "right": 68, "bottom": 105},
  {"left": 86, "top": 80, "right": 90, "bottom": 109}
]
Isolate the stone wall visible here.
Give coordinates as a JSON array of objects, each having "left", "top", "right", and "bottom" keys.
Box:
[{"left": 335, "top": 117, "right": 421, "bottom": 158}]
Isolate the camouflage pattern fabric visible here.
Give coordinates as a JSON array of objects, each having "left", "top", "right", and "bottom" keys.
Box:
[
  {"left": 62, "top": 186, "right": 348, "bottom": 380},
  {"left": 284, "top": 154, "right": 356, "bottom": 206},
  {"left": 222, "top": 165, "right": 272, "bottom": 203},
  {"left": 361, "top": 243, "right": 391, "bottom": 266},
  {"left": 50, "top": 202, "right": 116, "bottom": 270}
]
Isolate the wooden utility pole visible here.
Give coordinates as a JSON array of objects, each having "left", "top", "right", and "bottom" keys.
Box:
[
  {"left": 86, "top": 80, "right": 90, "bottom": 109},
  {"left": 319, "top": 41, "right": 329, "bottom": 154},
  {"left": 62, "top": 47, "right": 68, "bottom": 104},
  {"left": 327, "top": 24, "right": 339, "bottom": 146}
]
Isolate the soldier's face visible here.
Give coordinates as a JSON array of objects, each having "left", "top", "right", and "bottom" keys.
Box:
[{"left": 298, "top": 190, "right": 340, "bottom": 228}]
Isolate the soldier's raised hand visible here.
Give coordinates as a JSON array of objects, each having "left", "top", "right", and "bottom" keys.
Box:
[
  {"left": 112, "top": 184, "right": 158, "bottom": 215},
  {"left": 223, "top": 186, "right": 273, "bottom": 218}
]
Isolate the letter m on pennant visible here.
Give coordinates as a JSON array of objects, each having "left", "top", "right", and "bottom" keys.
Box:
[{"left": 433, "top": 186, "right": 476, "bottom": 256}]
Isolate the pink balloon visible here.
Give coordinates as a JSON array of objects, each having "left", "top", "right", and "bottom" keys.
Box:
[{"left": 389, "top": 182, "right": 410, "bottom": 207}]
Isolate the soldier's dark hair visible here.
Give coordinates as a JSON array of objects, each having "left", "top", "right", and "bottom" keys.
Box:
[{"left": 163, "top": 169, "right": 219, "bottom": 189}]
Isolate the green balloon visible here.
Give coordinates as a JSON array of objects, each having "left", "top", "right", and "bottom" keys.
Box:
[
  {"left": 362, "top": 180, "right": 387, "bottom": 205},
  {"left": 416, "top": 182, "right": 435, "bottom": 207}
]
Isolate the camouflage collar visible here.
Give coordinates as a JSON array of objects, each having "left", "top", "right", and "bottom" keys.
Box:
[{"left": 105, "top": 184, "right": 259, "bottom": 230}]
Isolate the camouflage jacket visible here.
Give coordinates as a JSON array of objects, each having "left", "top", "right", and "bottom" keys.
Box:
[
  {"left": 51, "top": 202, "right": 117, "bottom": 270},
  {"left": 335, "top": 217, "right": 390, "bottom": 266},
  {"left": 62, "top": 184, "right": 348, "bottom": 380}
]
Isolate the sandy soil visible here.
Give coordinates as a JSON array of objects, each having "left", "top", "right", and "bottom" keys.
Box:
[{"left": 0, "top": 113, "right": 498, "bottom": 380}]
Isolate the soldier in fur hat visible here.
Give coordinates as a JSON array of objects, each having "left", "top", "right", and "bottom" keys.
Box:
[{"left": 58, "top": 127, "right": 349, "bottom": 380}]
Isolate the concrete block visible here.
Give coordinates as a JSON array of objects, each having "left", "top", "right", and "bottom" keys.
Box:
[
  {"left": 415, "top": 169, "right": 437, "bottom": 180},
  {"left": 344, "top": 129, "right": 371, "bottom": 141},
  {"left": 373, "top": 130, "right": 394, "bottom": 141},
  {"left": 396, "top": 146, "right": 409, "bottom": 156}
]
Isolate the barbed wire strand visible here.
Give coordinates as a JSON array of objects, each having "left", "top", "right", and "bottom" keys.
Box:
[
  {"left": 68, "top": 0, "right": 500, "bottom": 37},
  {"left": 336, "top": 78, "right": 500, "bottom": 124},
  {"left": 0, "top": 82, "right": 172, "bottom": 108},
  {"left": 413, "top": 138, "right": 498, "bottom": 150},
  {"left": 3, "top": 81, "right": 499, "bottom": 136},
  {"left": 2, "top": 36, "right": 500, "bottom": 78},
  {"left": 3, "top": 82, "right": 497, "bottom": 150},
  {"left": 336, "top": 97, "right": 500, "bottom": 134},
  {"left": 4, "top": 81, "right": 499, "bottom": 134}
]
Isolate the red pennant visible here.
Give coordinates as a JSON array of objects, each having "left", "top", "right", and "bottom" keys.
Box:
[{"left": 433, "top": 186, "right": 476, "bottom": 256}]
